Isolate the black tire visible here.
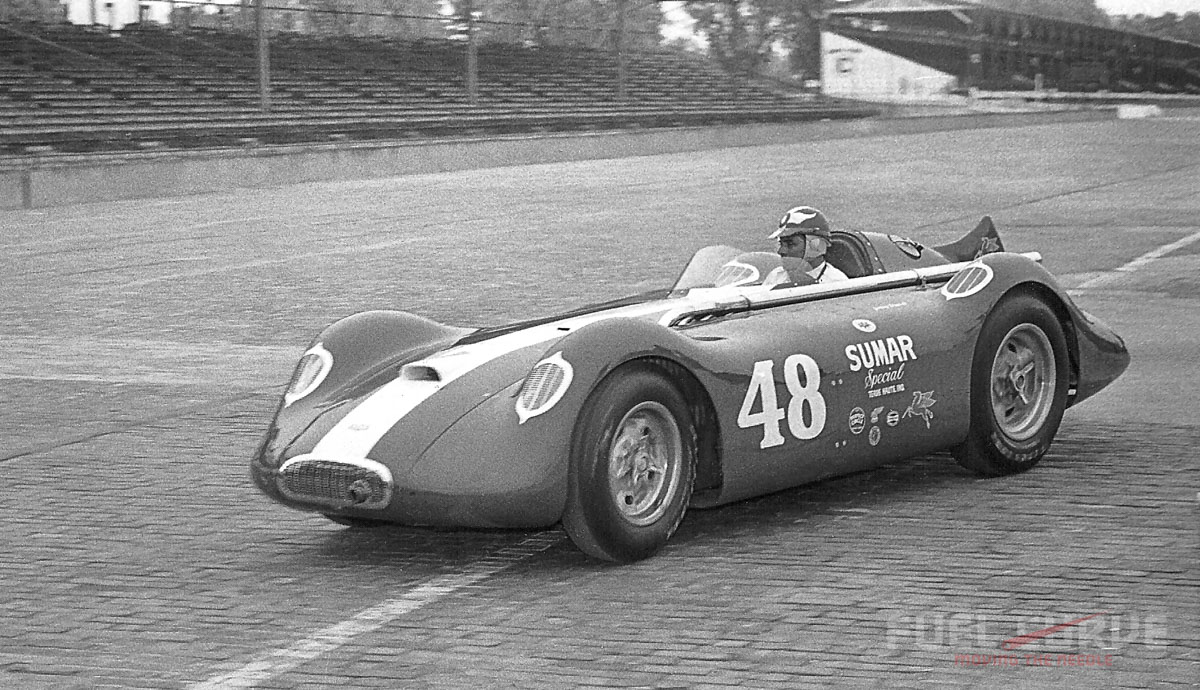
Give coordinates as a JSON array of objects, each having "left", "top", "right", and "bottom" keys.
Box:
[
  {"left": 323, "top": 514, "right": 387, "bottom": 528},
  {"left": 953, "top": 293, "right": 1070, "bottom": 476},
  {"left": 563, "top": 364, "right": 697, "bottom": 563}
]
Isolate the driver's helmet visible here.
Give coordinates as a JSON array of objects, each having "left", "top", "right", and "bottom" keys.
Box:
[
  {"left": 770, "top": 205, "right": 832, "bottom": 240},
  {"left": 714, "top": 252, "right": 791, "bottom": 289}
]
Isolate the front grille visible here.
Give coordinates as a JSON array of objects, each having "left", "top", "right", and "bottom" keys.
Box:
[{"left": 277, "top": 456, "right": 393, "bottom": 510}]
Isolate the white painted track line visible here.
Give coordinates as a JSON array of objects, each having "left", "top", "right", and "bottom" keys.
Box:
[
  {"left": 118, "top": 233, "right": 436, "bottom": 289},
  {"left": 189, "top": 531, "right": 563, "bottom": 690},
  {"left": 1075, "top": 229, "right": 1200, "bottom": 290}
]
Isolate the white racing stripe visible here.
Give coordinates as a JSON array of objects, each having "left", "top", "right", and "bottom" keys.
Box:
[
  {"left": 1076, "top": 230, "right": 1200, "bottom": 290},
  {"left": 312, "top": 300, "right": 672, "bottom": 460},
  {"left": 189, "top": 531, "right": 563, "bottom": 689}
]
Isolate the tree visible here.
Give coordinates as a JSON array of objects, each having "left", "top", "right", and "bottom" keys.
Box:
[
  {"left": 294, "top": 0, "right": 443, "bottom": 37},
  {"left": 681, "top": 0, "right": 822, "bottom": 77},
  {"left": 1112, "top": 12, "right": 1200, "bottom": 45},
  {"left": 0, "top": 0, "right": 62, "bottom": 22},
  {"left": 444, "top": 0, "right": 664, "bottom": 50},
  {"left": 214, "top": 0, "right": 442, "bottom": 37}
]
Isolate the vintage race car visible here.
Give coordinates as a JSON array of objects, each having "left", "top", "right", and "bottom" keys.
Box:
[{"left": 251, "top": 218, "right": 1129, "bottom": 562}]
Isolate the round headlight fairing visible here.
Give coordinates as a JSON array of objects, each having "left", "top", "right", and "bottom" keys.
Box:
[
  {"left": 285, "top": 343, "right": 333, "bottom": 407},
  {"left": 516, "top": 352, "right": 574, "bottom": 424}
]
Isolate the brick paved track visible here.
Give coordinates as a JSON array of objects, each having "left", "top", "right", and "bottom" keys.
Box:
[{"left": 2, "top": 118, "right": 1198, "bottom": 688}]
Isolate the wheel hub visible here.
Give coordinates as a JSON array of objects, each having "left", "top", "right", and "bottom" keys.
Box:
[
  {"left": 608, "top": 402, "right": 681, "bottom": 526},
  {"left": 989, "top": 324, "right": 1055, "bottom": 442}
]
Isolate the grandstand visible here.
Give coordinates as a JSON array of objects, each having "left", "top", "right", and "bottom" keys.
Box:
[
  {"left": 0, "top": 19, "right": 875, "bottom": 155},
  {"left": 823, "top": 0, "right": 1200, "bottom": 101}
]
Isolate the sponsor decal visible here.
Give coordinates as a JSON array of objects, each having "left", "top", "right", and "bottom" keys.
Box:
[
  {"left": 869, "top": 426, "right": 881, "bottom": 446},
  {"left": 852, "top": 318, "right": 877, "bottom": 333},
  {"left": 865, "top": 364, "right": 907, "bottom": 399},
  {"left": 870, "top": 406, "right": 885, "bottom": 424},
  {"left": 870, "top": 383, "right": 905, "bottom": 399},
  {"left": 903, "top": 390, "right": 938, "bottom": 429},
  {"left": 846, "top": 335, "right": 917, "bottom": 372},
  {"left": 849, "top": 406, "right": 866, "bottom": 435},
  {"left": 887, "top": 409, "right": 900, "bottom": 427}
]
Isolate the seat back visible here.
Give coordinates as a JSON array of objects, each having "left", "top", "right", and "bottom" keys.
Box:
[{"left": 827, "top": 234, "right": 871, "bottom": 278}]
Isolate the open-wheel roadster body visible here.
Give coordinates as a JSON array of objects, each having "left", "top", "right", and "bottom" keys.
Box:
[{"left": 251, "top": 218, "right": 1129, "bottom": 561}]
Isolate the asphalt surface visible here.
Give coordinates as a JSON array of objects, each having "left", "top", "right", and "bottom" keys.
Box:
[{"left": 2, "top": 115, "right": 1198, "bottom": 688}]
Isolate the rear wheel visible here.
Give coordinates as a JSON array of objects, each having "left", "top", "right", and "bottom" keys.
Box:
[
  {"left": 953, "top": 294, "right": 1070, "bottom": 476},
  {"left": 563, "top": 364, "right": 696, "bottom": 563}
]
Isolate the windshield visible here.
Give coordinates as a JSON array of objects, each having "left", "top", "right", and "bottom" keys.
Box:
[{"left": 671, "top": 245, "right": 813, "bottom": 294}]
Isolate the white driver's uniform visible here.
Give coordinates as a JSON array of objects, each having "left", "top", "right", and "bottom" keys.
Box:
[{"left": 807, "top": 261, "right": 849, "bottom": 283}]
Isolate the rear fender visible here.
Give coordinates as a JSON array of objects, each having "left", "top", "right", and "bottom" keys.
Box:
[{"left": 943, "top": 253, "right": 1128, "bottom": 407}]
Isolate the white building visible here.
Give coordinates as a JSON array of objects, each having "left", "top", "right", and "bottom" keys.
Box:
[
  {"left": 61, "top": 0, "right": 213, "bottom": 29},
  {"left": 821, "top": 31, "right": 959, "bottom": 101}
]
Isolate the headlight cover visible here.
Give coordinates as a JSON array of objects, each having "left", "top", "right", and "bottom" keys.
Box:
[
  {"left": 515, "top": 352, "right": 574, "bottom": 424},
  {"left": 285, "top": 342, "right": 333, "bottom": 407}
]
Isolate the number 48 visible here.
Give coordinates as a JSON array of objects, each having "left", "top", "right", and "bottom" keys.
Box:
[{"left": 738, "top": 354, "right": 827, "bottom": 449}]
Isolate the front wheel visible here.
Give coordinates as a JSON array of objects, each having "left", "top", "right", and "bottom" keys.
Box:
[
  {"left": 563, "top": 364, "right": 697, "bottom": 563},
  {"left": 953, "top": 293, "right": 1070, "bottom": 476}
]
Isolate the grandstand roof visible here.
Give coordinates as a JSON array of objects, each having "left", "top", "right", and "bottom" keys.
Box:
[{"left": 828, "top": 0, "right": 974, "bottom": 14}]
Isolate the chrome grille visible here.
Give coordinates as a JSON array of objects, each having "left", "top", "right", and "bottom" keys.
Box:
[
  {"left": 277, "top": 456, "right": 393, "bottom": 510},
  {"left": 520, "top": 362, "right": 566, "bottom": 411},
  {"left": 515, "top": 352, "right": 574, "bottom": 424}
]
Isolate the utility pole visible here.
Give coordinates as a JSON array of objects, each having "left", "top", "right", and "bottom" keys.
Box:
[
  {"left": 256, "top": 0, "right": 271, "bottom": 112},
  {"left": 615, "top": 0, "right": 628, "bottom": 101},
  {"left": 464, "top": 0, "right": 478, "bottom": 106}
]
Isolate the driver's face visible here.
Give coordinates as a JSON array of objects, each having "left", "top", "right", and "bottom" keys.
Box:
[{"left": 777, "top": 233, "right": 823, "bottom": 260}]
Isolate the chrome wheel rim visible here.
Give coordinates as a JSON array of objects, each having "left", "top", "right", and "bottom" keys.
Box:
[
  {"left": 607, "top": 401, "right": 683, "bottom": 526},
  {"left": 990, "top": 323, "right": 1056, "bottom": 442}
]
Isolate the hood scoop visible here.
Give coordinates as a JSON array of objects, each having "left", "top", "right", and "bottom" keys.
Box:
[{"left": 399, "top": 364, "right": 442, "bottom": 382}]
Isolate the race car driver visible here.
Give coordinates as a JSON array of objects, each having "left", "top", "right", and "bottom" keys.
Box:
[{"left": 769, "top": 205, "right": 849, "bottom": 284}]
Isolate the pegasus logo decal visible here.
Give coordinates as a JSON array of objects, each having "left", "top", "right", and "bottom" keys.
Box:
[{"left": 903, "top": 390, "right": 937, "bottom": 429}]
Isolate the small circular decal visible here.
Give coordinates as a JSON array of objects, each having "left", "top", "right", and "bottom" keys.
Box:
[
  {"left": 869, "top": 426, "right": 882, "bottom": 446},
  {"left": 852, "top": 319, "right": 877, "bottom": 333},
  {"left": 849, "top": 407, "right": 866, "bottom": 435},
  {"left": 887, "top": 410, "right": 900, "bottom": 427}
]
